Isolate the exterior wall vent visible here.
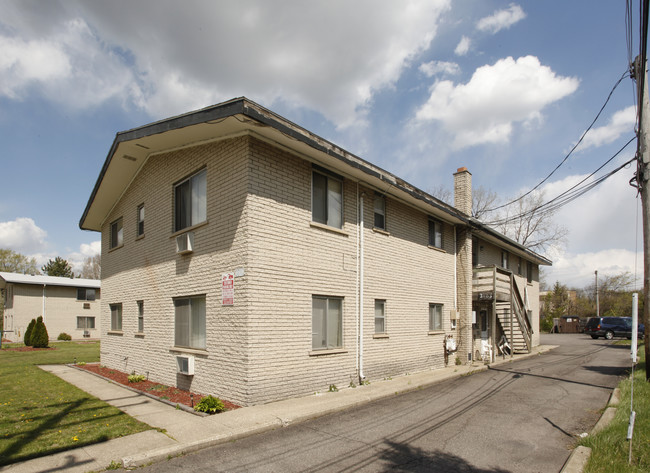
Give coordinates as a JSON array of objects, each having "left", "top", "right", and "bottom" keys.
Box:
[
  {"left": 175, "top": 232, "right": 194, "bottom": 254},
  {"left": 176, "top": 355, "right": 195, "bottom": 375}
]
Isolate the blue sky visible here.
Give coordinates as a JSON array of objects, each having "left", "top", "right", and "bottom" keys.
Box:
[{"left": 0, "top": 1, "right": 642, "bottom": 288}]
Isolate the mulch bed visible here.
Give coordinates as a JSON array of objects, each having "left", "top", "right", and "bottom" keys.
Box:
[
  {"left": 2, "top": 346, "right": 55, "bottom": 351},
  {"left": 75, "top": 363, "right": 240, "bottom": 411}
]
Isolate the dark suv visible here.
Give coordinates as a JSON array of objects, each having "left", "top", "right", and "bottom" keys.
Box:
[{"left": 584, "top": 316, "right": 645, "bottom": 340}]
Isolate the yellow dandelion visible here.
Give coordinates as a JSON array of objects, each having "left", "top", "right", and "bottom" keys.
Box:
[{"left": 72, "top": 436, "right": 78, "bottom": 441}]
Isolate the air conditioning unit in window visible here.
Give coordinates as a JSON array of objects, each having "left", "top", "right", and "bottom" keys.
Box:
[
  {"left": 175, "top": 231, "right": 194, "bottom": 254},
  {"left": 176, "top": 355, "right": 195, "bottom": 375}
]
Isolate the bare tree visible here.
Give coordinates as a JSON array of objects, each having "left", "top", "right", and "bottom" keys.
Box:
[
  {"left": 429, "top": 184, "right": 452, "bottom": 204},
  {"left": 472, "top": 186, "right": 499, "bottom": 220},
  {"left": 491, "top": 190, "right": 568, "bottom": 254},
  {"left": 80, "top": 254, "right": 101, "bottom": 279}
]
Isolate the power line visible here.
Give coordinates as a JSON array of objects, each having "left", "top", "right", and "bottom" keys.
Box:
[
  {"left": 485, "top": 70, "right": 630, "bottom": 213},
  {"left": 484, "top": 137, "right": 637, "bottom": 226}
]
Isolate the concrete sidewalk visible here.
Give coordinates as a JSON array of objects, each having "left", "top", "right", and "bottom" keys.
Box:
[{"left": 1, "top": 346, "right": 555, "bottom": 473}]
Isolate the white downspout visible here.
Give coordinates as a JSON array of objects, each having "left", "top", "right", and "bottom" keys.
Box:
[
  {"left": 453, "top": 226, "right": 458, "bottom": 311},
  {"left": 359, "top": 191, "right": 366, "bottom": 382},
  {"left": 42, "top": 284, "right": 46, "bottom": 323}
]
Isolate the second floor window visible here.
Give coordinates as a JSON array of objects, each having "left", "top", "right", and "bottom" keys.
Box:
[
  {"left": 374, "top": 194, "right": 386, "bottom": 230},
  {"left": 137, "top": 204, "right": 145, "bottom": 237},
  {"left": 110, "top": 218, "right": 123, "bottom": 249},
  {"left": 174, "top": 169, "right": 207, "bottom": 232},
  {"left": 312, "top": 170, "right": 343, "bottom": 229},
  {"left": 428, "top": 219, "right": 443, "bottom": 248}
]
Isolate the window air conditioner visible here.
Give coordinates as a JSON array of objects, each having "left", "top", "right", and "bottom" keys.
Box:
[
  {"left": 176, "top": 355, "right": 195, "bottom": 375},
  {"left": 175, "top": 232, "right": 194, "bottom": 254}
]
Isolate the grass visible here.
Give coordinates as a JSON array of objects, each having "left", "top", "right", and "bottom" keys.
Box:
[
  {"left": 580, "top": 341, "right": 650, "bottom": 472},
  {"left": 0, "top": 341, "right": 150, "bottom": 466}
]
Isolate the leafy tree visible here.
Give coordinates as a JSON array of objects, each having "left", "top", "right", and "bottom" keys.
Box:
[
  {"left": 0, "top": 249, "right": 39, "bottom": 274},
  {"left": 540, "top": 281, "right": 570, "bottom": 332},
  {"left": 80, "top": 254, "right": 101, "bottom": 279},
  {"left": 30, "top": 316, "right": 49, "bottom": 348},
  {"left": 24, "top": 318, "right": 36, "bottom": 346},
  {"left": 41, "top": 257, "right": 73, "bottom": 278}
]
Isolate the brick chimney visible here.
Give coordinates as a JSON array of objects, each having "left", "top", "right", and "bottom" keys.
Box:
[{"left": 453, "top": 167, "right": 472, "bottom": 216}]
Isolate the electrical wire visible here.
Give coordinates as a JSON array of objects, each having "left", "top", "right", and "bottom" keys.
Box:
[
  {"left": 485, "top": 70, "right": 630, "bottom": 213},
  {"left": 484, "top": 136, "right": 637, "bottom": 226}
]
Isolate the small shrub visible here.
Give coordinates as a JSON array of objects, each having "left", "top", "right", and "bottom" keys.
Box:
[
  {"left": 24, "top": 318, "right": 36, "bottom": 346},
  {"left": 77, "top": 361, "right": 86, "bottom": 366},
  {"left": 127, "top": 374, "right": 146, "bottom": 383},
  {"left": 57, "top": 333, "right": 72, "bottom": 341},
  {"left": 455, "top": 356, "right": 462, "bottom": 366},
  {"left": 328, "top": 384, "right": 338, "bottom": 392},
  {"left": 30, "top": 316, "right": 49, "bottom": 348},
  {"left": 194, "top": 395, "right": 225, "bottom": 414}
]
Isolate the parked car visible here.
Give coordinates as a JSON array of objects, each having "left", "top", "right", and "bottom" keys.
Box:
[{"left": 584, "top": 316, "right": 645, "bottom": 340}]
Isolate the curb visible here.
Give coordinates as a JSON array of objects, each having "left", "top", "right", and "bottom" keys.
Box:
[{"left": 559, "top": 387, "right": 622, "bottom": 472}]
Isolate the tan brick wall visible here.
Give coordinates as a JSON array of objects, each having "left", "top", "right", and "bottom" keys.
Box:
[
  {"left": 2, "top": 283, "right": 100, "bottom": 342},
  {"left": 100, "top": 136, "right": 252, "bottom": 405},
  {"left": 98, "top": 133, "right": 542, "bottom": 406}
]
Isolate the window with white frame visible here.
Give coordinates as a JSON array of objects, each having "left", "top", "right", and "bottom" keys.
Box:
[
  {"left": 501, "top": 251, "right": 509, "bottom": 270},
  {"left": 110, "top": 218, "right": 123, "bottom": 249},
  {"left": 137, "top": 300, "right": 144, "bottom": 333},
  {"left": 137, "top": 204, "right": 145, "bottom": 237},
  {"left": 174, "top": 169, "right": 207, "bottom": 232},
  {"left": 174, "top": 295, "right": 206, "bottom": 349},
  {"left": 312, "top": 296, "right": 343, "bottom": 350},
  {"left": 527, "top": 261, "right": 533, "bottom": 283},
  {"left": 77, "top": 316, "right": 95, "bottom": 329},
  {"left": 375, "top": 300, "right": 386, "bottom": 333},
  {"left": 429, "top": 303, "right": 443, "bottom": 331},
  {"left": 312, "top": 169, "right": 343, "bottom": 229},
  {"left": 428, "top": 219, "right": 443, "bottom": 248},
  {"left": 374, "top": 194, "right": 386, "bottom": 230},
  {"left": 77, "top": 288, "right": 96, "bottom": 301},
  {"left": 110, "top": 303, "right": 122, "bottom": 331}
]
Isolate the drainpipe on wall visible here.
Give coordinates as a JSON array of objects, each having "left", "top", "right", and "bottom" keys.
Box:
[
  {"left": 42, "top": 284, "right": 46, "bottom": 323},
  {"left": 358, "top": 191, "right": 366, "bottom": 383}
]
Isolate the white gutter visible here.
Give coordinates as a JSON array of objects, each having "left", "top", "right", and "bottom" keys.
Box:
[{"left": 359, "top": 191, "right": 366, "bottom": 382}]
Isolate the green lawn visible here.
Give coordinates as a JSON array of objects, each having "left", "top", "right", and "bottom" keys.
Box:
[
  {"left": 0, "top": 341, "right": 151, "bottom": 466},
  {"left": 580, "top": 342, "right": 650, "bottom": 472}
]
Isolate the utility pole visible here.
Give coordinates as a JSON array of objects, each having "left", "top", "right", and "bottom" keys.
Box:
[
  {"left": 633, "top": 51, "right": 650, "bottom": 380},
  {"left": 595, "top": 270, "right": 599, "bottom": 317}
]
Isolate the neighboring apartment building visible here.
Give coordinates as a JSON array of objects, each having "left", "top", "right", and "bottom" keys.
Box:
[
  {"left": 0, "top": 272, "right": 101, "bottom": 342},
  {"left": 80, "top": 97, "right": 550, "bottom": 406}
]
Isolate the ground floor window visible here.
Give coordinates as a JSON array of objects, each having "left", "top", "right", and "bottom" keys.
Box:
[
  {"left": 110, "top": 304, "right": 122, "bottom": 331},
  {"left": 174, "top": 295, "right": 206, "bottom": 349},
  {"left": 312, "top": 296, "right": 343, "bottom": 350},
  {"left": 375, "top": 300, "right": 386, "bottom": 333},
  {"left": 77, "top": 316, "right": 96, "bottom": 329},
  {"left": 429, "top": 303, "right": 443, "bottom": 331},
  {"left": 137, "top": 300, "right": 144, "bottom": 333}
]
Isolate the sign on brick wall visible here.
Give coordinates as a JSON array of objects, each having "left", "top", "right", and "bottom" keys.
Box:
[{"left": 222, "top": 272, "right": 234, "bottom": 306}]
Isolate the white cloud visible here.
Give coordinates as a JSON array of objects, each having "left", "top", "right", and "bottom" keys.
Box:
[
  {"left": 0, "top": 218, "right": 48, "bottom": 254},
  {"left": 416, "top": 56, "right": 579, "bottom": 149},
  {"left": 0, "top": 18, "right": 137, "bottom": 109},
  {"left": 0, "top": 0, "right": 452, "bottom": 128},
  {"left": 476, "top": 4, "right": 526, "bottom": 34},
  {"left": 540, "top": 156, "right": 641, "bottom": 289},
  {"left": 66, "top": 240, "right": 101, "bottom": 275},
  {"left": 419, "top": 60, "right": 460, "bottom": 77},
  {"left": 544, "top": 248, "right": 642, "bottom": 290},
  {"left": 454, "top": 36, "right": 471, "bottom": 56},
  {"left": 576, "top": 106, "right": 636, "bottom": 151}
]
